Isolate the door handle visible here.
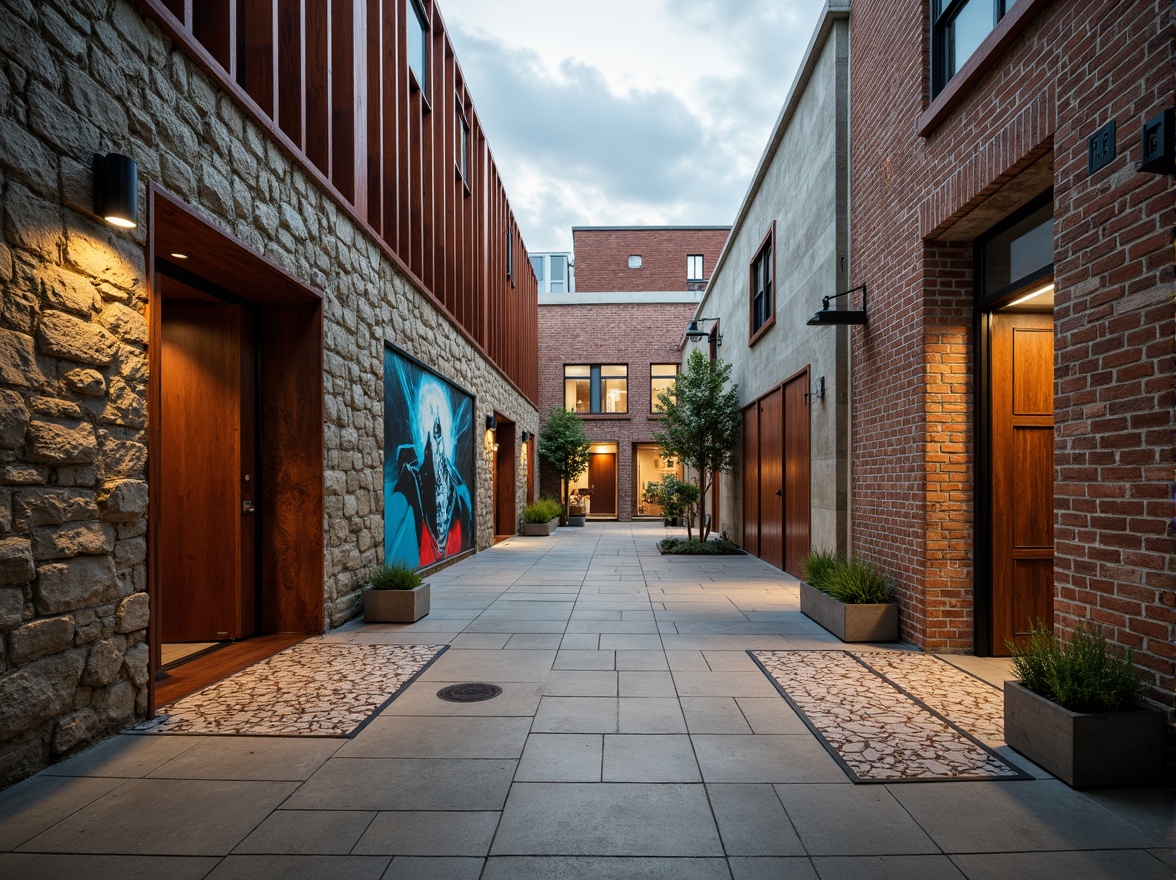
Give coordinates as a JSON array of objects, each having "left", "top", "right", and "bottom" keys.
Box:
[
  {"left": 775, "top": 489, "right": 782, "bottom": 497},
  {"left": 242, "top": 500, "right": 255, "bottom": 514}
]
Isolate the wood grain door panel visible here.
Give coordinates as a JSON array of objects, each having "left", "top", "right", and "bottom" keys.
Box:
[
  {"left": 160, "top": 302, "right": 256, "bottom": 643},
  {"left": 742, "top": 402, "right": 759, "bottom": 555},
  {"left": 783, "top": 371, "right": 811, "bottom": 578},
  {"left": 990, "top": 312, "right": 1054, "bottom": 653},
  {"left": 589, "top": 453, "right": 617, "bottom": 517},
  {"left": 757, "top": 388, "right": 783, "bottom": 570}
]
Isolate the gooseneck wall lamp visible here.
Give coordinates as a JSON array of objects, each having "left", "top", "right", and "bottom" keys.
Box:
[
  {"left": 93, "top": 153, "right": 138, "bottom": 229},
  {"left": 684, "top": 317, "right": 722, "bottom": 346},
  {"left": 807, "top": 284, "right": 868, "bottom": 326}
]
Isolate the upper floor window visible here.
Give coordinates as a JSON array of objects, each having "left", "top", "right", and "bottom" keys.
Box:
[
  {"left": 407, "top": 0, "right": 428, "bottom": 96},
  {"left": 549, "top": 255, "right": 568, "bottom": 293},
  {"left": 565, "top": 364, "right": 628, "bottom": 413},
  {"left": 628, "top": 255, "right": 642, "bottom": 269},
  {"left": 456, "top": 100, "right": 470, "bottom": 182},
  {"left": 506, "top": 226, "right": 514, "bottom": 281},
  {"left": 650, "top": 363, "right": 678, "bottom": 413},
  {"left": 529, "top": 254, "right": 545, "bottom": 287},
  {"left": 932, "top": 0, "right": 1018, "bottom": 95},
  {"left": 687, "top": 254, "right": 704, "bottom": 282},
  {"left": 529, "top": 253, "right": 572, "bottom": 293},
  {"left": 750, "top": 226, "right": 774, "bottom": 340}
]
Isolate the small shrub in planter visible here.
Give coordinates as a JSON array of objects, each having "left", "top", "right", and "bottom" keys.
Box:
[
  {"left": 567, "top": 501, "right": 587, "bottom": 526},
  {"left": 658, "top": 536, "right": 743, "bottom": 555},
  {"left": 798, "top": 551, "right": 897, "bottom": 642},
  {"left": 1004, "top": 625, "right": 1163, "bottom": 787},
  {"left": 364, "top": 560, "right": 430, "bottom": 622},
  {"left": 523, "top": 498, "right": 562, "bottom": 534}
]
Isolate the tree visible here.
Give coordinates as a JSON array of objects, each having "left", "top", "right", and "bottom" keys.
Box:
[
  {"left": 653, "top": 347, "right": 741, "bottom": 541},
  {"left": 538, "top": 407, "right": 591, "bottom": 524},
  {"left": 642, "top": 474, "right": 699, "bottom": 528}
]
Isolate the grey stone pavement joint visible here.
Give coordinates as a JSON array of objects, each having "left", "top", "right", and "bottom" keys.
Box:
[{"left": 0, "top": 523, "right": 1171, "bottom": 880}]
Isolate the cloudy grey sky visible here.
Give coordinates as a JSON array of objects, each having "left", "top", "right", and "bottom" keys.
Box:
[{"left": 440, "top": 0, "right": 824, "bottom": 253}]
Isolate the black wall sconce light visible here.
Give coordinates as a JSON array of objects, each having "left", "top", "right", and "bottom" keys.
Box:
[
  {"left": 485, "top": 414, "right": 497, "bottom": 433},
  {"left": 807, "top": 284, "right": 868, "bottom": 326},
  {"left": 684, "top": 317, "right": 722, "bottom": 346},
  {"left": 803, "top": 376, "right": 826, "bottom": 405},
  {"left": 520, "top": 430, "right": 531, "bottom": 443},
  {"left": 93, "top": 153, "right": 138, "bottom": 229},
  {"left": 1139, "top": 107, "right": 1174, "bottom": 174}
]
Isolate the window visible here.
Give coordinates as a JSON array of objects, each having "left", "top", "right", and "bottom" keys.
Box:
[
  {"left": 650, "top": 363, "right": 678, "bottom": 413},
  {"left": 407, "top": 0, "right": 428, "bottom": 95},
  {"left": 529, "top": 253, "right": 572, "bottom": 293},
  {"left": 549, "top": 255, "right": 567, "bottom": 293},
  {"left": 564, "top": 365, "right": 628, "bottom": 413},
  {"left": 687, "top": 254, "right": 704, "bottom": 282},
  {"left": 978, "top": 195, "right": 1054, "bottom": 302},
  {"left": 628, "top": 255, "right": 642, "bottom": 269},
  {"left": 506, "top": 227, "right": 514, "bottom": 281},
  {"left": 455, "top": 100, "right": 470, "bottom": 181},
  {"left": 750, "top": 227, "right": 774, "bottom": 339},
  {"left": 529, "top": 254, "right": 544, "bottom": 287},
  {"left": 932, "top": 0, "right": 1018, "bottom": 95}
]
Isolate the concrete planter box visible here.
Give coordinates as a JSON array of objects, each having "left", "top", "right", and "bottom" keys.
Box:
[
  {"left": 1003, "top": 680, "right": 1165, "bottom": 788},
  {"left": 523, "top": 519, "right": 557, "bottom": 536},
  {"left": 799, "top": 581, "right": 898, "bottom": 642},
  {"left": 567, "top": 513, "right": 586, "bottom": 527},
  {"left": 363, "top": 583, "right": 430, "bottom": 623}
]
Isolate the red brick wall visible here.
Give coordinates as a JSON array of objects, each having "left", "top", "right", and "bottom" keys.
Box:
[
  {"left": 850, "top": 0, "right": 1174, "bottom": 702},
  {"left": 537, "top": 301, "right": 698, "bottom": 518},
  {"left": 573, "top": 228, "right": 730, "bottom": 292}
]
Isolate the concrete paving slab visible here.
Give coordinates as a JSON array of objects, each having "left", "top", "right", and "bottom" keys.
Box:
[
  {"left": 352, "top": 811, "right": 500, "bottom": 856},
  {"left": 949, "top": 849, "right": 1175, "bottom": 880},
  {"left": 618, "top": 697, "right": 688, "bottom": 733},
  {"left": 204, "top": 854, "right": 390, "bottom": 879},
  {"left": 338, "top": 716, "right": 532, "bottom": 759},
  {"left": 0, "top": 853, "right": 220, "bottom": 880},
  {"left": 602, "top": 735, "right": 700, "bottom": 782},
  {"left": 39, "top": 733, "right": 201, "bottom": 779},
  {"left": 618, "top": 671, "right": 677, "bottom": 697},
  {"left": 728, "top": 856, "right": 820, "bottom": 880},
  {"left": 233, "top": 809, "right": 375, "bottom": 854},
  {"left": 515, "top": 734, "right": 603, "bottom": 782},
  {"left": 680, "top": 697, "right": 754, "bottom": 734},
  {"left": 416, "top": 649, "right": 556, "bottom": 682},
  {"left": 774, "top": 784, "right": 938, "bottom": 855},
  {"left": 614, "top": 650, "right": 669, "bottom": 670},
  {"left": 285, "top": 758, "right": 515, "bottom": 811},
  {"left": 147, "top": 736, "right": 342, "bottom": 780},
  {"left": 691, "top": 735, "right": 846, "bottom": 783},
  {"left": 505, "top": 633, "right": 564, "bottom": 649},
  {"left": 734, "top": 697, "right": 808, "bottom": 734},
  {"left": 809, "top": 855, "right": 967, "bottom": 880},
  {"left": 546, "top": 670, "right": 619, "bottom": 696},
  {"left": 382, "top": 856, "right": 486, "bottom": 879},
  {"left": 17, "top": 779, "right": 298, "bottom": 855},
  {"left": 553, "top": 649, "right": 616, "bottom": 670},
  {"left": 671, "top": 670, "right": 781, "bottom": 697},
  {"left": 532, "top": 697, "right": 618, "bottom": 733},
  {"left": 378, "top": 680, "right": 544, "bottom": 716},
  {"left": 483, "top": 856, "right": 731, "bottom": 879},
  {"left": 491, "top": 783, "right": 723, "bottom": 856},
  {"left": 559, "top": 634, "right": 601, "bottom": 650},
  {"left": 0, "top": 774, "right": 126, "bottom": 850},
  {"left": 706, "top": 784, "right": 805, "bottom": 856}
]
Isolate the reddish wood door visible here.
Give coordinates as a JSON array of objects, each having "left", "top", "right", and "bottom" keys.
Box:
[
  {"left": 160, "top": 302, "right": 257, "bottom": 642},
  {"left": 494, "top": 420, "right": 516, "bottom": 536},
  {"left": 757, "top": 388, "right": 784, "bottom": 569},
  {"left": 589, "top": 452, "right": 617, "bottom": 517},
  {"left": 990, "top": 312, "right": 1054, "bottom": 653},
  {"left": 742, "top": 402, "right": 759, "bottom": 555},
  {"left": 783, "top": 371, "right": 811, "bottom": 577}
]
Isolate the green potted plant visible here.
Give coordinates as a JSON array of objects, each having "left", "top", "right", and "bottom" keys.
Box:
[
  {"left": 537, "top": 407, "right": 590, "bottom": 526},
  {"left": 1004, "top": 625, "right": 1164, "bottom": 787},
  {"left": 798, "top": 551, "right": 897, "bottom": 642},
  {"left": 363, "top": 559, "right": 430, "bottom": 622},
  {"left": 567, "top": 492, "right": 587, "bottom": 527},
  {"left": 644, "top": 474, "right": 698, "bottom": 530},
  {"left": 523, "top": 498, "right": 562, "bottom": 536}
]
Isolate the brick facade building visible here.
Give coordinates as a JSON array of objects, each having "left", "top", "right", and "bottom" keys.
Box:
[
  {"left": 573, "top": 226, "right": 729, "bottom": 293},
  {"left": 848, "top": 0, "right": 1172, "bottom": 704}
]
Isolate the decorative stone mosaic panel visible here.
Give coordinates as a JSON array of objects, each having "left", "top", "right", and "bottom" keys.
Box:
[
  {"left": 750, "top": 650, "right": 1027, "bottom": 783},
  {"left": 136, "top": 641, "right": 447, "bottom": 737}
]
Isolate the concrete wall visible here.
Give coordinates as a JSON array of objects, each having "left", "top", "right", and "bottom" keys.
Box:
[
  {"left": 0, "top": 0, "right": 536, "bottom": 785},
  {"left": 695, "top": 10, "right": 850, "bottom": 554}
]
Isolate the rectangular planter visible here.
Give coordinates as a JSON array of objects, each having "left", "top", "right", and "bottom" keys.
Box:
[
  {"left": 363, "top": 583, "right": 430, "bottom": 622},
  {"left": 1003, "top": 680, "right": 1165, "bottom": 788},
  {"left": 523, "top": 520, "right": 554, "bottom": 536},
  {"left": 799, "top": 581, "right": 898, "bottom": 642},
  {"left": 566, "top": 514, "right": 586, "bottom": 527}
]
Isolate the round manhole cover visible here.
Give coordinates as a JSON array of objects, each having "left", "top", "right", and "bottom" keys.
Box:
[{"left": 436, "top": 682, "right": 503, "bottom": 703}]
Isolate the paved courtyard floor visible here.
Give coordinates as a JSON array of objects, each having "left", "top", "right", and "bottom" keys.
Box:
[{"left": 0, "top": 522, "right": 1171, "bottom": 879}]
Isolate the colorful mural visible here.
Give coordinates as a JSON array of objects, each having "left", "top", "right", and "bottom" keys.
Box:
[{"left": 384, "top": 344, "right": 476, "bottom": 569}]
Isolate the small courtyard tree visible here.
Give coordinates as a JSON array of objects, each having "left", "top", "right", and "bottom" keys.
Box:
[
  {"left": 538, "top": 407, "right": 591, "bottom": 525},
  {"left": 653, "top": 347, "right": 741, "bottom": 541}
]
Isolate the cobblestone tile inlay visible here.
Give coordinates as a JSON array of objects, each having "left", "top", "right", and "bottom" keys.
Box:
[
  {"left": 750, "top": 650, "right": 1026, "bottom": 783},
  {"left": 138, "top": 641, "right": 447, "bottom": 736}
]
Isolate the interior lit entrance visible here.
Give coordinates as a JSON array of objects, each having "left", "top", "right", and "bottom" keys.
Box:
[
  {"left": 568, "top": 442, "right": 618, "bottom": 518},
  {"left": 634, "top": 444, "right": 680, "bottom": 517},
  {"left": 976, "top": 194, "right": 1055, "bottom": 655}
]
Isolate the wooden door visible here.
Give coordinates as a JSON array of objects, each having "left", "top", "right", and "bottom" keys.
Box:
[
  {"left": 783, "top": 371, "right": 811, "bottom": 577},
  {"left": 757, "top": 388, "right": 784, "bottom": 569},
  {"left": 160, "top": 302, "right": 257, "bottom": 642},
  {"left": 588, "top": 452, "right": 617, "bottom": 517},
  {"left": 494, "top": 420, "right": 516, "bottom": 536},
  {"left": 741, "top": 402, "right": 759, "bottom": 554},
  {"left": 990, "top": 311, "right": 1054, "bottom": 653}
]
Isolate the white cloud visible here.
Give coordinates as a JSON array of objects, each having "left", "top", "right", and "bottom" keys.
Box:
[{"left": 440, "top": 0, "right": 821, "bottom": 252}]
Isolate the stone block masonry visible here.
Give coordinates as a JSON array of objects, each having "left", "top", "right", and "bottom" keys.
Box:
[{"left": 0, "top": 0, "right": 537, "bottom": 786}]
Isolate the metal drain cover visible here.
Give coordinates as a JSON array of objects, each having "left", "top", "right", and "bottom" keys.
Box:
[{"left": 436, "top": 682, "right": 503, "bottom": 703}]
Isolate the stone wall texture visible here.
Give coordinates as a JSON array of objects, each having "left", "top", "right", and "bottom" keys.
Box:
[{"left": 0, "top": 0, "right": 536, "bottom": 785}]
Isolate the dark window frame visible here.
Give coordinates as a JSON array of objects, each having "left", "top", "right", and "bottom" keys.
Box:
[
  {"left": 564, "top": 364, "right": 629, "bottom": 414},
  {"left": 931, "top": 0, "right": 1016, "bottom": 97},
  {"left": 649, "top": 363, "right": 679, "bottom": 414},
  {"left": 407, "top": 0, "right": 430, "bottom": 103},
  {"left": 687, "top": 254, "right": 704, "bottom": 282},
  {"left": 749, "top": 222, "right": 775, "bottom": 345},
  {"left": 506, "top": 226, "right": 515, "bottom": 284}
]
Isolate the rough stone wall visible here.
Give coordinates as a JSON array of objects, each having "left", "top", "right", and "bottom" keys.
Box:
[
  {"left": 0, "top": 0, "right": 536, "bottom": 786},
  {"left": 573, "top": 228, "right": 730, "bottom": 293},
  {"left": 537, "top": 299, "right": 697, "bottom": 520}
]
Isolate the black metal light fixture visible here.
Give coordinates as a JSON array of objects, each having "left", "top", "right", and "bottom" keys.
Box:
[
  {"left": 520, "top": 430, "right": 530, "bottom": 443},
  {"left": 1139, "top": 107, "right": 1174, "bottom": 174},
  {"left": 92, "top": 153, "right": 138, "bottom": 229},
  {"left": 684, "top": 317, "right": 722, "bottom": 346},
  {"left": 485, "top": 414, "right": 497, "bottom": 432},
  {"left": 807, "top": 284, "right": 868, "bottom": 326}
]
